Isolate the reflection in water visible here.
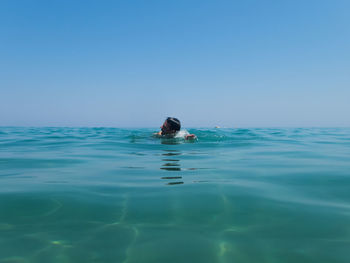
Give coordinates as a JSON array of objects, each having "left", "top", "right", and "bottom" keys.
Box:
[
  {"left": 167, "top": 182, "right": 184, "bottom": 185},
  {"left": 159, "top": 149, "right": 209, "bottom": 185},
  {"left": 160, "top": 150, "right": 183, "bottom": 185},
  {"left": 160, "top": 162, "right": 181, "bottom": 171},
  {"left": 160, "top": 138, "right": 182, "bottom": 145},
  {"left": 161, "top": 151, "right": 181, "bottom": 156},
  {"left": 161, "top": 176, "right": 182, "bottom": 179}
]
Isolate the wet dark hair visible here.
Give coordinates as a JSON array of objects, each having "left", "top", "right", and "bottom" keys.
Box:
[{"left": 166, "top": 117, "right": 181, "bottom": 131}]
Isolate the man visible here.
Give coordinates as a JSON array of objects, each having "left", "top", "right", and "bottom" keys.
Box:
[{"left": 155, "top": 117, "right": 196, "bottom": 140}]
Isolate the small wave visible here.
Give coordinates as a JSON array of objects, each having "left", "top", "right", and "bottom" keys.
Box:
[{"left": 0, "top": 157, "right": 84, "bottom": 169}]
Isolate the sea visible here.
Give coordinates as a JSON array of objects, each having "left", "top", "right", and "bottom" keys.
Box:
[{"left": 1, "top": 127, "right": 350, "bottom": 263}]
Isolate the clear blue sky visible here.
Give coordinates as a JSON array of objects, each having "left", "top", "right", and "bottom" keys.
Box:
[{"left": 1, "top": 0, "right": 349, "bottom": 127}]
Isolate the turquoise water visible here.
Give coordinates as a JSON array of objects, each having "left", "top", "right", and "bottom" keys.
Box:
[{"left": 1, "top": 127, "right": 350, "bottom": 263}]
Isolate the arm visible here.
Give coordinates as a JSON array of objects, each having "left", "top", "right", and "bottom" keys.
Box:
[
  {"left": 185, "top": 134, "right": 197, "bottom": 140},
  {"left": 153, "top": 131, "right": 162, "bottom": 137}
]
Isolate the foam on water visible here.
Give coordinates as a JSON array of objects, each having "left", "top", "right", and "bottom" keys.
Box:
[{"left": 174, "top": 129, "right": 190, "bottom": 138}]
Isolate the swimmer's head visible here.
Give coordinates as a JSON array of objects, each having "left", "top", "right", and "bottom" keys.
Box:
[{"left": 161, "top": 117, "right": 181, "bottom": 135}]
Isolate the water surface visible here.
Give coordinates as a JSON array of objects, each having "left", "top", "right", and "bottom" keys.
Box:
[{"left": 1, "top": 127, "right": 350, "bottom": 263}]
